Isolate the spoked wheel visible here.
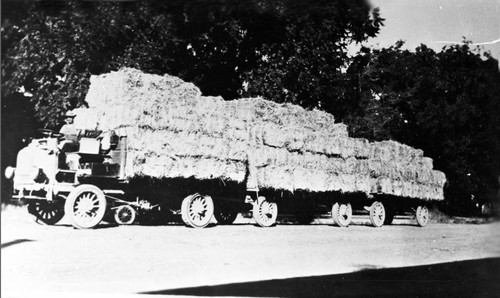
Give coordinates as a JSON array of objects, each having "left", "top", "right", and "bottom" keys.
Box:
[
  {"left": 369, "top": 201, "right": 386, "bottom": 228},
  {"left": 384, "top": 209, "right": 395, "bottom": 225},
  {"left": 332, "top": 202, "right": 352, "bottom": 227},
  {"left": 114, "top": 205, "right": 136, "bottom": 225},
  {"left": 415, "top": 205, "right": 430, "bottom": 227},
  {"left": 64, "top": 185, "right": 107, "bottom": 229},
  {"left": 181, "top": 194, "right": 214, "bottom": 228},
  {"left": 294, "top": 199, "right": 315, "bottom": 225},
  {"left": 27, "top": 200, "right": 65, "bottom": 225},
  {"left": 253, "top": 197, "right": 278, "bottom": 227},
  {"left": 214, "top": 202, "right": 238, "bottom": 225}
]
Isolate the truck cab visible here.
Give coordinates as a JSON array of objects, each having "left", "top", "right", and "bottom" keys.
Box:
[{"left": 5, "top": 128, "right": 127, "bottom": 227}]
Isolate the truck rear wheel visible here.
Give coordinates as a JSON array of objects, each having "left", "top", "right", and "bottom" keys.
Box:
[
  {"left": 294, "top": 199, "right": 315, "bottom": 225},
  {"left": 369, "top": 201, "right": 385, "bottom": 228},
  {"left": 332, "top": 202, "right": 352, "bottom": 227},
  {"left": 28, "top": 200, "right": 64, "bottom": 225},
  {"left": 415, "top": 205, "right": 430, "bottom": 227},
  {"left": 214, "top": 202, "right": 238, "bottom": 225},
  {"left": 253, "top": 197, "right": 278, "bottom": 227},
  {"left": 181, "top": 194, "right": 214, "bottom": 228},
  {"left": 384, "top": 208, "right": 395, "bottom": 225},
  {"left": 64, "top": 184, "right": 107, "bottom": 229}
]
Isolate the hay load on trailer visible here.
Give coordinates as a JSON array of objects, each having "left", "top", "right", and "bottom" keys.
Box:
[{"left": 71, "top": 68, "right": 445, "bottom": 228}]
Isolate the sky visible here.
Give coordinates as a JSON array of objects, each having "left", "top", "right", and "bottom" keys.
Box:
[{"left": 363, "top": 0, "right": 500, "bottom": 60}]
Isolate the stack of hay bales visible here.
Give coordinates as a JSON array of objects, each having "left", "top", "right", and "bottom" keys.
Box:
[{"left": 74, "top": 68, "right": 446, "bottom": 201}]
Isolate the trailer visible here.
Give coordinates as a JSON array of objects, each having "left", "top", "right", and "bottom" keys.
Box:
[
  {"left": 5, "top": 129, "right": 276, "bottom": 229},
  {"left": 5, "top": 69, "right": 445, "bottom": 229},
  {"left": 5, "top": 127, "right": 435, "bottom": 229}
]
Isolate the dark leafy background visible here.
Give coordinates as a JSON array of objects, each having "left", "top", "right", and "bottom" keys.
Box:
[{"left": 2, "top": 0, "right": 499, "bottom": 215}]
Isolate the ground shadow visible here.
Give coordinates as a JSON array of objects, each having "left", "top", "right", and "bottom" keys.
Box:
[
  {"left": 1, "top": 239, "right": 34, "bottom": 249},
  {"left": 141, "top": 258, "right": 500, "bottom": 297},
  {"left": 94, "top": 222, "right": 120, "bottom": 229},
  {"left": 52, "top": 222, "right": 120, "bottom": 229}
]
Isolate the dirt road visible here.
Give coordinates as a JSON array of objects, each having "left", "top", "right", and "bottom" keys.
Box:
[{"left": 2, "top": 206, "right": 500, "bottom": 297}]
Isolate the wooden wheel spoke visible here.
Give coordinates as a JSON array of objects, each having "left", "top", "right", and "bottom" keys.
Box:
[
  {"left": 369, "top": 201, "right": 385, "bottom": 227},
  {"left": 416, "top": 206, "right": 430, "bottom": 227},
  {"left": 181, "top": 195, "right": 214, "bottom": 228},
  {"left": 65, "top": 185, "right": 106, "bottom": 229},
  {"left": 253, "top": 198, "right": 277, "bottom": 227},
  {"left": 114, "top": 205, "right": 136, "bottom": 225},
  {"left": 29, "top": 202, "right": 64, "bottom": 225},
  {"left": 332, "top": 203, "right": 352, "bottom": 227},
  {"left": 74, "top": 209, "right": 86, "bottom": 218}
]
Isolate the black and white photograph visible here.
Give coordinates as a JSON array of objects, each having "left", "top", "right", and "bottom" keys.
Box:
[{"left": 1, "top": 0, "right": 499, "bottom": 297}]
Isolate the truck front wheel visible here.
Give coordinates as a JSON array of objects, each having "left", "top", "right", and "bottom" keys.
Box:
[
  {"left": 28, "top": 200, "right": 64, "bottom": 225},
  {"left": 65, "top": 185, "right": 107, "bottom": 229}
]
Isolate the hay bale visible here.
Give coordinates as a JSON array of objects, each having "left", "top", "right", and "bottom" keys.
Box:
[{"left": 75, "top": 68, "right": 445, "bottom": 201}]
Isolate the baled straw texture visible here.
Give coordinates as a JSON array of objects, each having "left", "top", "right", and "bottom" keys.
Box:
[{"left": 74, "top": 68, "right": 446, "bottom": 201}]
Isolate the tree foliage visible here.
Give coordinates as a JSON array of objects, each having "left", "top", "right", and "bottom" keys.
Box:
[
  {"left": 242, "top": 0, "right": 383, "bottom": 119},
  {"left": 2, "top": 0, "right": 382, "bottom": 127},
  {"left": 2, "top": 1, "right": 499, "bottom": 214},
  {"left": 1, "top": 0, "right": 382, "bottom": 202},
  {"left": 346, "top": 42, "right": 500, "bottom": 213}
]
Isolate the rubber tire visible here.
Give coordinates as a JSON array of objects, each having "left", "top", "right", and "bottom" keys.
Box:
[
  {"left": 384, "top": 209, "right": 395, "bottom": 225},
  {"left": 416, "top": 205, "right": 430, "bottom": 227},
  {"left": 252, "top": 197, "right": 278, "bottom": 227},
  {"left": 181, "top": 194, "right": 214, "bottom": 228},
  {"left": 28, "top": 201, "right": 65, "bottom": 225},
  {"left": 294, "top": 199, "right": 315, "bottom": 225},
  {"left": 214, "top": 205, "right": 238, "bottom": 225},
  {"left": 181, "top": 194, "right": 191, "bottom": 225},
  {"left": 114, "top": 205, "right": 136, "bottom": 225},
  {"left": 64, "top": 184, "right": 107, "bottom": 229},
  {"left": 332, "top": 202, "right": 352, "bottom": 227},
  {"left": 369, "top": 201, "right": 385, "bottom": 228}
]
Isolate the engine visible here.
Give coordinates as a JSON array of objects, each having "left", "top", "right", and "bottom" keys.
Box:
[{"left": 8, "top": 137, "right": 60, "bottom": 200}]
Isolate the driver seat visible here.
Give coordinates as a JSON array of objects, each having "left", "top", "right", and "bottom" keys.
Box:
[
  {"left": 59, "top": 140, "right": 79, "bottom": 153},
  {"left": 78, "top": 130, "right": 103, "bottom": 155}
]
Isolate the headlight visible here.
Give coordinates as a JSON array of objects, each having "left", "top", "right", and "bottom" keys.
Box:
[{"left": 4, "top": 166, "right": 15, "bottom": 179}]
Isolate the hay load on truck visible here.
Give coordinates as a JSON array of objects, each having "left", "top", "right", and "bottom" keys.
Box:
[{"left": 5, "top": 68, "right": 446, "bottom": 229}]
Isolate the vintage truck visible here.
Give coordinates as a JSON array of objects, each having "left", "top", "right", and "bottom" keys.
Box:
[
  {"left": 5, "top": 127, "right": 434, "bottom": 229},
  {"left": 4, "top": 128, "right": 278, "bottom": 229},
  {"left": 5, "top": 70, "right": 447, "bottom": 230}
]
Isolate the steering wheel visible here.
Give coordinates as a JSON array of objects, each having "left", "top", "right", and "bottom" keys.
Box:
[{"left": 38, "top": 128, "right": 63, "bottom": 138}]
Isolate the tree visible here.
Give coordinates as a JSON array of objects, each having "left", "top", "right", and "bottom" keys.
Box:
[
  {"left": 2, "top": 1, "right": 159, "bottom": 127},
  {"left": 346, "top": 42, "right": 500, "bottom": 214},
  {"left": 2, "top": 0, "right": 383, "bottom": 127},
  {"left": 1, "top": 0, "right": 384, "bottom": 203},
  {"left": 3, "top": 1, "right": 498, "bottom": 214},
  {"left": 242, "top": 0, "right": 383, "bottom": 120}
]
